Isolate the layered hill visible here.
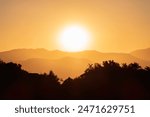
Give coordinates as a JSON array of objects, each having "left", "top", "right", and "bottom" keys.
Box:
[
  {"left": 0, "top": 48, "right": 150, "bottom": 79},
  {"left": 131, "top": 48, "right": 150, "bottom": 62}
]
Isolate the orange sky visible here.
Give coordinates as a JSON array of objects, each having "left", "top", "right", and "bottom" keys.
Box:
[{"left": 0, "top": 0, "right": 150, "bottom": 52}]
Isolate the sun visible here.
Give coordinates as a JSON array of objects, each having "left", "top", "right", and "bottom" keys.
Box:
[{"left": 58, "top": 25, "right": 90, "bottom": 52}]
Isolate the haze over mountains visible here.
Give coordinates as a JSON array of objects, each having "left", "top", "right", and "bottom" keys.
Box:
[{"left": 0, "top": 48, "right": 150, "bottom": 79}]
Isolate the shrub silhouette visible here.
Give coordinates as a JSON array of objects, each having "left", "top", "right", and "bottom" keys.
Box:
[
  {"left": 0, "top": 60, "right": 61, "bottom": 99},
  {"left": 62, "top": 60, "right": 150, "bottom": 99},
  {"left": 0, "top": 60, "right": 150, "bottom": 99}
]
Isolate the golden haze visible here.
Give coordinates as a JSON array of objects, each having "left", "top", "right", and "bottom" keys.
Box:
[{"left": 0, "top": 0, "right": 150, "bottom": 52}]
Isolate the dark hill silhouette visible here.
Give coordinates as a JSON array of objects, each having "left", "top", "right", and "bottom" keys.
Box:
[
  {"left": 0, "top": 60, "right": 150, "bottom": 100},
  {"left": 0, "top": 60, "right": 61, "bottom": 99},
  {"left": 62, "top": 61, "right": 150, "bottom": 99},
  {"left": 0, "top": 48, "right": 150, "bottom": 79}
]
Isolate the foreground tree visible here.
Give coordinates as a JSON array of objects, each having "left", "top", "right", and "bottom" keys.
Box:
[{"left": 0, "top": 60, "right": 150, "bottom": 99}]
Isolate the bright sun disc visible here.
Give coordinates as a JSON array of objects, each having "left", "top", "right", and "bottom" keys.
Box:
[{"left": 59, "top": 25, "right": 90, "bottom": 52}]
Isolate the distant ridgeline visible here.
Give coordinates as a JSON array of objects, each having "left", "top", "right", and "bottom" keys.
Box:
[
  {"left": 0, "top": 48, "right": 150, "bottom": 79},
  {"left": 0, "top": 60, "right": 150, "bottom": 100}
]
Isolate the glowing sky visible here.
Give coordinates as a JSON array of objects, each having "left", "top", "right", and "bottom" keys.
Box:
[{"left": 0, "top": 0, "right": 150, "bottom": 52}]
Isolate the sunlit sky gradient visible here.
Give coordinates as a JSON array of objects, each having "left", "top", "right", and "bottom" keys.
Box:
[{"left": 0, "top": 0, "right": 150, "bottom": 52}]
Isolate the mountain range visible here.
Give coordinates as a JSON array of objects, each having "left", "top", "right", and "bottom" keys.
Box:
[{"left": 0, "top": 48, "right": 150, "bottom": 79}]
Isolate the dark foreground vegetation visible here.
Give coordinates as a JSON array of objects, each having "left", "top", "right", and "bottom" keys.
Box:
[{"left": 0, "top": 60, "right": 150, "bottom": 100}]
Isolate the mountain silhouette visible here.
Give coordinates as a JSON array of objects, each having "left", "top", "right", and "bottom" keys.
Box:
[{"left": 0, "top": 48, "right": 150, "bottom": 79}]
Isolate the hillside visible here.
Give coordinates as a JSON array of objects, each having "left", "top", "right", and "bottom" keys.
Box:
[
  {"left": 20, "top": 57, "right": 91, "bottom": 79},
  {"left": 0, "top": 48, "right": 150, "bottom": 78},
  {"left": 131, "top": 48, "right": 150, "bottom": 62}
]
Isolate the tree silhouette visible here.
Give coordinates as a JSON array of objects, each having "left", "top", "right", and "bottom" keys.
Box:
[
  {"left": 0, "top": 60, "right": 61, "bottom": 99},
  {"left": 62, "top": 60, "right": 150, "bottom": 99},
  {"left": 0, "top": 59, "right": 150, "bottom": 100}
]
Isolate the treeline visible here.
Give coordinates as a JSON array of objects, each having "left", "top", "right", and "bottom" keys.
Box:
[{"left": 0, "top": 60, "right": 150, "bottom": 99}]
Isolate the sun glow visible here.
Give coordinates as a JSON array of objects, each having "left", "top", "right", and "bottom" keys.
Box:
[{"left": 59, "top": 25, "right": 90, "bottom": 52}]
